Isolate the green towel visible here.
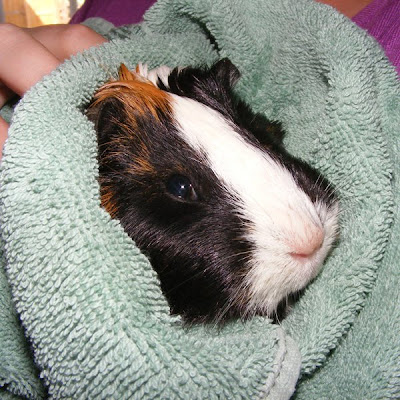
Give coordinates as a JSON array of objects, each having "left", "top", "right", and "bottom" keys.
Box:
[{"left": 0, "top": 0, "right": 399, "bottom": 398}]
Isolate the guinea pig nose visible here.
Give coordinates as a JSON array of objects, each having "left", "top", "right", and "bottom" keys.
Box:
[{"left": 289, "top": 228, "right": 324, "bottom": 259}]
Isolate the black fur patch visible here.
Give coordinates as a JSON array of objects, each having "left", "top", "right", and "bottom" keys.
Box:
[
  {"left": 164, "top": 58, "right": 336, "bottom": 210},
  {"left": 88, "top": 94, "right": 253, "bottom": 323}
]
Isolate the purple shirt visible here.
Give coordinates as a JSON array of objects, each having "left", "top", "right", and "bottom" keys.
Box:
[
  {"left": 352, "top": 0, "right": 400, "bottom": 75},
  {"left": 70, "top": 0, "right": 156, "bottom": 26}
]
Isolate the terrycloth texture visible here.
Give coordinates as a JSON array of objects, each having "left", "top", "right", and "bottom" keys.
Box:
[{"left": 0, "top": 0, "right": 399, "bottom": 398}]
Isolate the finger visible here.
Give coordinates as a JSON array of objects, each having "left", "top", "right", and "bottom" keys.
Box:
[
  {"left": 0, "top": 24, "right": 60, "bottom": 97},
  {"left": 24, "top": 24, "right": 107, "bottom": 62},
  {"left": 0, "top": 116, "right": 9, "bottom": 160}
]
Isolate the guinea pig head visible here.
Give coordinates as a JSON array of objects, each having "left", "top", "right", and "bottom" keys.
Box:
[{"left": 88, "top": 59, "right": 339, "bottom": 323}]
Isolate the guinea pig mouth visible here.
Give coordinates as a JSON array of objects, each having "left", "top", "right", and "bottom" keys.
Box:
[{"left": 241, "top": 201, "right": 339, "bottom": 318}]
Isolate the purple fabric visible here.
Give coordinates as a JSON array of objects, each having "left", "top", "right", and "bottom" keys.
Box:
[
  {"left": 352, "top": 0, "right": 400, "bottom": 75},
  {"left": 70, "top": 0, "right": 156, "bottom": 26}
]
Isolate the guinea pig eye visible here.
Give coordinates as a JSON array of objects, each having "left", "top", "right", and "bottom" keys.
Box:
[{"left": 166, "top": 174, "right": 198, "bottom": 201}]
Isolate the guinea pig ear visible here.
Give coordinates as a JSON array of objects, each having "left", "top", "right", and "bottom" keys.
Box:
[
  {"left": 86, "top": 97, "right": 124, "bottom": 145},
  {"left": 209, "top": 58, "right": 241, "bottom": 89},
  {"left": 165, "top": 57, "right": 241, "bottom": 120}
]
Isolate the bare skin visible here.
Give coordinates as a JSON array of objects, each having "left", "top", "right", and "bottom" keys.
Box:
[
  {"left": 0, "top": 0, "right": 373, "bottom": 159},
  {"left": 316, "top": 0, "right": 373, "bottom": 18},
  {"left": 0, "top": 23, "right": 106, "bottom": 158}
]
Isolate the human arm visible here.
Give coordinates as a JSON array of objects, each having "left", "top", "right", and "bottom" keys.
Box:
[{"left": 0, "top": 23, "right": 106, "bottom": 159}]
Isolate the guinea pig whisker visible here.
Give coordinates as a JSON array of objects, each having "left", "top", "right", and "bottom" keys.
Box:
[
  {"left": 272, "top": 296, "right": 288, "bottom": 324},
  {"left": 163, "top": 263, "right": 220, "bottom": 295},
  {"left": 240, "top": 303, "right": 257, "bottom": 322},
  {"left": 220, "top": 250, "right": 253, "bottom": 263},
  {"left": 214, "top": 298, "right": 236, "bottom": 326},
  {"left": 312, "top": 173, "right": 322, "bottom": 192}
]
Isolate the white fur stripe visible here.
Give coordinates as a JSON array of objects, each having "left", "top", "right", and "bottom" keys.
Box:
[{"left": 171, "top": 95, "right": 338, "bottom": 314}]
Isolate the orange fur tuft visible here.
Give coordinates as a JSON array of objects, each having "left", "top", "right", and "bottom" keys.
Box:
[
  {"left": 91, "top": 64, "right": 171, "bottom": 124},
  {"left": 90, "top": 64, "right": 168, "bottom": 181},
  {"left": 100, "top": 184, "right": 119, "bottom": 218}
]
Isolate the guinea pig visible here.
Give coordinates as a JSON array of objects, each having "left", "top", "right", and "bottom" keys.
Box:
[{"left": 87, "top": 58, "right": 339, "bottom": 324}]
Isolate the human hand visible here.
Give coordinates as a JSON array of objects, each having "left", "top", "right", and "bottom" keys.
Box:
[{"left": 0, "top": 23, "right": 107, "bottom": 159}]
